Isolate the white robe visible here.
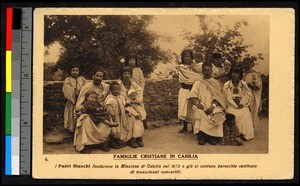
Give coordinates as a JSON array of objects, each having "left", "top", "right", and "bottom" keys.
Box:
[
  {"left": 223, "top": 80, "right": 254, "bottom": 140},
  {"left": 131, "top": 67, "right": 146, "bottom": 91},
  {"left": 119, "top": 80, "right": 144, "bottom": 138},
  {"left": 243, "top": 70, "right": 262, "bottom": 127},
  {"left": 105, "top": 94, "right": 131, "bottom": 141},
  {"left": 73, "top": 82, "right": 111, "bottom": 152},
  {"left": 188, "top": 79, "right": 226, "bottom": 137},
  {"left": 176, "top": 64, "right": 202, "bottom": 122},
  {"left": 62, "top": 76, "right": 86, "bottom": 132}
]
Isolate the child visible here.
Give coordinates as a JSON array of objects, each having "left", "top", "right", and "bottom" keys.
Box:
[
  {"left": 105, "top": 81, "right": 128, "bottom": 148},
  {"left": 83, "top": 90, "right": 119, "bottom": 128},
  {"left": 125, "top": 89, "right": 147, "bottom": 121},
  {"left": 219, "top": 60, "right": 232, "bottom": 85},
  {"left": 220, "top": 114, "right": 244, "bottom": 146},
  {"left": 62, "top": 64, "right": 86, "bottom": 132}
]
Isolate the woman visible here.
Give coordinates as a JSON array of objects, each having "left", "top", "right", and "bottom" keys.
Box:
[
  {"left": 118, "top": 66, "right": 145, "bottom": 148},
  {"left": 223, "top": 66, "right": 254, "bottom": 141},
  {"left": 73, "top": 67, "right": 112, "bottom": 153},
  {"left": 242, "top": 57, "right": 262, "bottom": 127},
  {"left": 175, "top": 49, "right": 202, "bottom": 133},
  {"left": 62, "top": 63, "right": 87, "bottom": 132}
]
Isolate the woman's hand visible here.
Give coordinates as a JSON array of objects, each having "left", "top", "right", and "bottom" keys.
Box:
[{"left": 205, "top": 106, "right": 214, "bottom": 115}]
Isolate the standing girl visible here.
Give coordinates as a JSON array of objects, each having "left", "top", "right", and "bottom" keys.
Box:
[
  {"left": 62, "top": 64, "right": 87, "bottom": 132},
  {"left": 176, "top": 49, "right": 202, "bottom": 133}
]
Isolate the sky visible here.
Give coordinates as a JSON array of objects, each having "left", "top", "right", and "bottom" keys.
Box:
[{"left": 45, "top": 15, "right": 269, "bottom": 77}]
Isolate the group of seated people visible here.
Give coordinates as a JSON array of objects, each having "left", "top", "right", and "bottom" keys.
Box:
[
  {"left": 62, "top": 60, "right": 147, "bottom": 153},
  {"left": 61, "top": 50, "right": 262, "bottom": 153},
  {"left": 176, "top": 50, "right": 262, "bottom": 146}
]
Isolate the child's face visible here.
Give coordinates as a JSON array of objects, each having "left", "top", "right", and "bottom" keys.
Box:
[
  {"left": 183, "top": 53, "right": 192, "bottom": 65},
  {"left": 224, "top": 62, "right": 231, "bottom": 71},
  {"left": 128, "top": 58, "right": 136, "bottom": 67},
  {"left": 111, "top": 84, "right": 121, "bottom": 96},
  {"left": 122, "top": 71, "right": 132, "bottom": 81},
  {"left": 87, "top": 93, "right": 97, "bottom": 102},
  {"left": 202, "top": 66, "right": 212, "bottom": 79},
  {"left": 128, "top": 92, "right": 137, "bottom": 100},
  {"left": 213, "top": 58, "right": 222, "bottom": 67},
  {"left": 194, "top": 53, "right": 203, "bottom": 63},
  {"left": 71, "top": 67, "right": 79, "bottom": 78},
  {"left": 243, "top": 60, "right": 253, "bottom": 71}
]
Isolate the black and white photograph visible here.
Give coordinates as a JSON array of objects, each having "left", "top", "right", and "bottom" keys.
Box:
[{"left": 32, "top": 8, "right": 294, "bottom": 179}]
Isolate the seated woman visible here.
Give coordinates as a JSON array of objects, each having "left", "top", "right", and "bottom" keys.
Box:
[
  {"left": 118, "top": 66, "right": 145, "bottom": 148},
  {"left": 73, "top": 67, "right": 112, "bottom": 153},
  {"left": 223, "top": 66, "right": 254, "bottom": 141}
]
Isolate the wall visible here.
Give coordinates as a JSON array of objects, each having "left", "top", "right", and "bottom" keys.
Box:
[{"left": 43, "top": 79, "right": 181, "bottom": 132}]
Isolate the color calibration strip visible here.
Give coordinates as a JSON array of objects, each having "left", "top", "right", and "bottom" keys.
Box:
[
  {"left": 6, "top": 7, "right": 13, "bottom": 175},
  {"left": 5, "top": 7, "right": 32, "bottom": 175}
]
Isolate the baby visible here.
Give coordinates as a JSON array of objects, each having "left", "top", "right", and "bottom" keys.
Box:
[
  {"left": 220, "top": 113, "right": 243, "bottom": 146},
  {"left": 83, "top": 90, "right": 118, "bottom": 127},
  {"left": 125, "top": 89, "right": 146, "bottom": 120},
  {"left": 219, "top": 60, "right": 231, "bottom": 84}
]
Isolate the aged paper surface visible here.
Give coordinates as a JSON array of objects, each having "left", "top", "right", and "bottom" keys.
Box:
[{"left": 33, "top": 8, "right": 294, "bottom": 179}]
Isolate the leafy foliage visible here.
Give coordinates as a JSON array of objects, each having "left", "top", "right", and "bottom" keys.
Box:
[
  {"left": 185, "top": 15, "right": 264, "bottom": 66},
  {"left": 44, "top": 15, "right": 170, "bottom": 79}
]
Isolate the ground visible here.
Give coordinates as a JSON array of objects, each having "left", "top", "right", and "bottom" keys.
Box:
[{"left": 43, "top": 117, "right": 268, "bottom": 154}]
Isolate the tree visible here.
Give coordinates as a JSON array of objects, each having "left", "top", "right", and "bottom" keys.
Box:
[
  {"left": 44, "top": 15, "right": 171, "bottom": 79},
  {"left": 184, "top": 15, "right": 264, "bottom": 66}
]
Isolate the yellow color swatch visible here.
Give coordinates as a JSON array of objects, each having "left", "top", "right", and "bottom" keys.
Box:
[{"left": 6, "top": 51, "right": 12, "bottom": 92}]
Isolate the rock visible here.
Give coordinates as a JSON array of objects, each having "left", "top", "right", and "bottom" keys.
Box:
[{"left": 43, "top": 126, "right": 73, "bottom": 144}]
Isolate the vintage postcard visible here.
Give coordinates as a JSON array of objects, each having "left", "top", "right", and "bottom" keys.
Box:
[{"left": 32, "top": 8, "right": 295, "bottom": 179}]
